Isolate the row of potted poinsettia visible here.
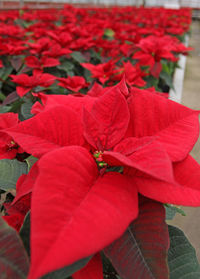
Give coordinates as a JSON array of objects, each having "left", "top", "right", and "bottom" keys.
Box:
[
  {"left": 0, "top": 4, "right": 192, "bottom": 103},
  {"left": 0, "top": 4, "right": 200, "bottom": 279}
]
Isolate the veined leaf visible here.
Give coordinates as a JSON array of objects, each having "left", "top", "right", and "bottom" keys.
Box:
[
  {"left": 70, "top": 51, "right": 86, "bottom": 63},
  {"left": 160, "top": 71, "right": 174, "bottom": 90},
  {"left": 0, "top": 105, "right": 10, "bottom": 113},
  {"left": 21, "top": 101, "right": 34, "bottom": 120},
  {"left": 20, "top": 211, "right": 30, "bottom": 256},
  {"left": 104, "top": 196, "right": 169, "bottom": 279},
  {"left": 165, "top": 204, "right": 186, "bottom": 220},
  {"left": 0, "top": 215, "right": 29, "bottom": 278},
  {"left": 0, "top": 159, "right": 28, "bottom": 190},
  {"left": 25, "top": 156, "right": 38, "bottom": 171},
  {"left": 57, "top": 60, "right": 75, "bottom": 72},
  {"left": 0, "top": 64, "right": 13, "bottom": 81},
  {"left": 168, "top": 225, "right": 200, "bottom": 279},
  {"left": 41, "top": 256, "right": 92, "bottom": 279}
]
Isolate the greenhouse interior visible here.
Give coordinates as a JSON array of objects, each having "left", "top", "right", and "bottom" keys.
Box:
[{"left": 0, "top": 0, "right": 200, "bottom": 278}]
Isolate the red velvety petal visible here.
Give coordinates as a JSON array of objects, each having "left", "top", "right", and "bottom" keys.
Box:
[
  {"left": 0, "top": 115, "right": 19, "bottom": 158},
  {"left": 113, "top": 136, "right": 155, "bottom": 156},
  {"left": 103, "top": 137, "right": 173, "bottom": 183},
  {"left": 6, "top": 106, "right": 84, "bottom": 157},
  {"left": 87, "top": 76, "right": 129, "bottom": 98},
  {"left": 10, "top": 74, "right": 30, "bottom": 86},
  {"left": 127, "top": 90, "right": 200, "bottom": 161},
  {"left": 150, "top": 61, "right": 162, "bottom": 78},
  {"left": 2, "top": 213, "right": 24, "bottom": 232},
  {"left": 42, "top": 57, "right": 60, "bottom": 67},
  {"left": 0, "top": 147, "right": 17, "bottom": 160},
  {"left": 0, "top": 112, "right": 18, "bottom": 129},
  {"left": 28, "top": 146, "right": 138, "bottom": 279},
  {"left": 87, "top": 82, "right": 105, "bottom": 97},
  {"left": 110, "top": 75, "right": 129, "bottom": 97},
  {"left": 12, "top": 162, "right": 38, "bottom": 205},
  {"left": 25, "top": 56, "right": 40, "bottom": 68},
  {"left": 73, "top": 254, "right": 103, "bottom": 279},
  {"left": 17, "top": 86, "right": 32, "bottom": 97},
  {"left": 83, "top": 89, "right": 130, "bottom": 150},
  {"left": 31, "top": 93, "right": 96, "bottom": 116},
  {"left": 133, "top": 52, "right": 154, "bottom": 67},
  {"left": 3, "top": 193, "right": 31, "bottom": 232},
  {"left": 173, "top": 155, "right": 200, "bottom": 191},
  {"left": 133, "top": 175, "right": 200, "bottom": 206}
]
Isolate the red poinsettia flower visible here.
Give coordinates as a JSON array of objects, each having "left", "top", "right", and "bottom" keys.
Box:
[
  {"left": 25, "top": 55, "right": 60, "bottom": 72},
  {"left": 27, "top": 38, "right": 52, "bottom": 55},
  {"left": 10, "top": 70, "right": 56, "bottom": 97},
  {"left": 132, "top": 35, "right": 177, "bottom": 78},
  {"left": 0, "top": 112, "right": 21, "bottom": 159},
  {"left": 115, "top": 61, "right": 147, "bottom": 87},
  {"left": 3, "top": 193, "right": 31, "bottom": 232},
  {"left": 81, "top": 60, "right": 118, "bottom": 84},
  {"left": 42, "top": 43, "right": 71, "bottom": 58},
  {"left": 57, "top": 76, "right": 89, "bottom": 92},
  {"left": 47, "top": 30, "right": 73, "bottom": 47},
  {"left": 6, "top": 79, "right": 200, "bottom": 279}
]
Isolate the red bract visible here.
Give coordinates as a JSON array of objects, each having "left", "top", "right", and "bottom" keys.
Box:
[
  {"left": 25, "top": 56, "right": 60, "bottom": 71},
  {"left": 10, "top": 71, "right": 56, "bottom": 97},
  {"left": 42, "top": 43, "right": 71, "bottom": 57},
  {"left": 3, "top": 193, "right": 31, "bottom": 232},
  {"left": 73, "top": 254, "right": 103, "bottom": 279},
  {"left": 57, "top": 76, "right": 89, "bottom": 92},
  {"left": 6, "top": 79, "right": 200, "bottom": 279},
  {"left": 0, "top": 113, "right": 20, "bottom": 159},
  {"left": 81, "top": 60, "right": 118, "bottom": 84},
  {"left": 133, "top": 36, "right": 177, "bottom": 78},
  {"left": 115, "top": 61, "right": 147, "bottom": 87},
  {"left": 47, "top": 30, "right": 73, "bottom": 47},
  {"left": 27, "top": 38, "right": 51, "bottom": 55}
]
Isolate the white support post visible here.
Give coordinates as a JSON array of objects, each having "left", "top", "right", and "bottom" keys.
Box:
[{"left": 19, "top": 0, "right": 24, "bottom": 8}]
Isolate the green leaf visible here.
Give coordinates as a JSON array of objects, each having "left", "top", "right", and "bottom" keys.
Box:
[
  {"left": 57, "top": 60, "right": 75, "bottom": 73},
  {"left": 165, "top": 204, "right": 186, "bottom": 220},
  {"left": 0, "top": 92, "right": 6, "bottom": 101},
  {"left": 160, "top": 71, "right": 174, "bottom": 90},
  {"left": 25, "top": 156, "right": 38, "bottom": 171},
  {"left": 104, "top": 28, "right": 115, "bottom": 38},
  {"left": 0, "top": 215, "right": 29, "bottom": 278},
  {"left": 41, "top": 256, "right": 92, "bottom": 279},
  {"left": 168, "top": 225, "right": 200, "bottom": 278},
  {"left": 9, "top": 98, "right": 24, "bottom": 113},
  {"left": 0, "top": 159, "right": 28, "bottom": 190},
  {"left": 20, "top": 211, "right": 30, "bottom": 256},
  {"left": 101, "top": 253, "right": 120, "bottom": 278},
  {"left": 104, "top": 196, "right": 169, "bottom": 279},
  {"left": 90, "top": 49, "right": 102, "bottom": 62},
  {"left": 70, "top": 51, "right": 86, "bottom": 63},
  {"left": 21, "top": 101, "right": 34, "bottom": 120},
  {"left": 144, "top": 75, "right": 159, "bottom": 89},
  {"left": 0, "top": 64, "right": 13, "bottom": 81},
  {"left": 0, "top": 105, "right": 10, "bottom": 113}
]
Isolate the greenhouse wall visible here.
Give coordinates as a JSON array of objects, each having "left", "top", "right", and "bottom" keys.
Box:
[{"left": 1, "top": 0, "right": 200, "bottom": 8}]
